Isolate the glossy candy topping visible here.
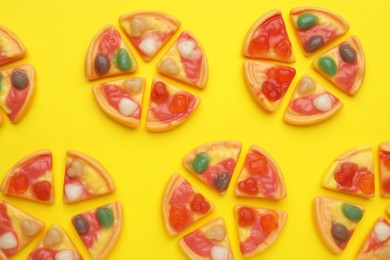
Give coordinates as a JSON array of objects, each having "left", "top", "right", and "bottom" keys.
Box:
[
  {"left": 43, "top": 227, "right": 63, "bottom": 247},
  {"left": 238, "top": 177, "right": 259, "bottom": 195},
  {"left": 73, "top": 215, "right": 89, "bottom": 235},
  {"left": 237, "top": 206, "right": 256, "bottom": 227},
  {"left": 297, "top": 13, "right": 318, "bottom": 30},
  {"left": 205, "top": 225, "right": 225, "bottom": 242},
  {"left": 9, "top": 173, "right": 28, "bottom": 193},
  {"left": 151, "top": 81, "right": 169, "bottom": 104},
  {"left": 94, "top": 54, "right": 110, "bottom": 75},
  {"left": 21, "top": 219, "right": 41, "bottom": 237},
  {"left": 318, "top": 57, "right": 337, "bottom": 76},
  {"left": 96, "top": 207, "right": 114, "bottom": 228},
  {"left": 341, "top": 203, "right": 363, "bottom": 222},
  {"left": 331, "top": 223, "right": 349, "bottom": 243},
  {"left": 168, "top": 93, "right": 189, "bottom": 113},
  {"left": 213, "top": 173, "right": 231, "bottom": 192},
  {"left": 304, "top": 35, "right": 324, "bottom": 53},
  {"left": 32, "top": 181, "right": 51, "bottom": 201},
  {"left": 374, "top": 221, "right": 390, "bottom": 242},
  {"left": 334, "top": 162, "right": 358, "bottom": 187},
  {"left": 115, "top": 48, "right": 132, "bottom": 71},
  {"left": 190, "top": 194, "right": 210, "bottom": 214},
  {"left": 11, "top": 70, "right": 29, "bottom": 90},
  {"left": 339, "top": 44, "right": 357, "bottom": 64},
  {"left": 192, "top": 152, "right": 211, "bottom": 174},
  {"left": 297, "top": 76, "right": 316, "bottom": 95}
]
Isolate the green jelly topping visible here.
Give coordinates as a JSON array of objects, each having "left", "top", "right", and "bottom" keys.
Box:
[
  {"left": 97, "top": 207, "right": 114, "bottom": 228},
  {"left": 297, "top": 13, "right": 318, "bottom": 30},
  {"left": 318, "top": 57, "right": 337, "bottom": 76},
  {"left": 116, "top": 48, "right": 132, "bottom": 71},
  {"left": 342, "top": 203, "right": 363, "bottom": 222},
  {"left": 192, "top": 152, "right": 211, "bottom": 174}
]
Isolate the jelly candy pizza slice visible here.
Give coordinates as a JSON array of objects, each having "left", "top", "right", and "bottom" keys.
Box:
[
  {"left": 162, "top": 174, "right": 214, "bottom": 237},
  {"left": 157, "top": 31, "right": 208, "bottom": 88},
  {"left": 0, "top": 64, "right": 35, "bottom": 124},
  {"left": 314, "top": 196, "right": 364, "bottom": 254},
  {"left": 321, "top": 145, "right": 375, "bottom": 198},
  {"left": 0, "top": 200, "right": 44, "bottom": 259},
  {"left": 146, "top": 78, "right": 200, "bottom": 132},
  {"left": 313, "top": 36, "right": 365, "bottom": 96},
  {"left": 63, "top": 150, "right": 115, "bottom": 203},
  {"left": 179, "top": 218, "right": 233, "bottom": 260},
  {"left": 378, "top": 142, "right": 390, "bottom": 198},
  {"left": 85, "top": 24, "right": 137, "bottom": 80},
  {"left": 72, "top": 201, "right": 122, "bottom": 259},
  {"left": 283, "top": 75, "right": 343, "bottom": 126},
  {"left": 242, "top": 10, "right": 295, "bottom": 63},
  {"left": 235, "top": 205, "right": 287, "bottom": 257},
  {"left": 0, "top": 25, "right": 26, "bottom": 66},
  {"left": 357, "top": 217, "right": 390, "bottom": 260},
  {"left": 235, "top": 145, "right": 286, "bottom": 200},
  {"left": 119, "top": 10, "right": 180, "bottom": 62},
  {"left": 93, "top": 77, "right": 145, "bottom": 128},
  {"left": 243, "top": 60, "right": 296, "bottom": 112},
  {"left": 183, "top": 140, "right": 242, "bottom": 195},
  {"left": 0, "top": 150, "right": 54, "bottom": 204},
  {"left": 28, "top": 224, "right": 82, "bottom": 260},
  {"left": 290, "top": 7, "right": 349, "bottom": 56}
]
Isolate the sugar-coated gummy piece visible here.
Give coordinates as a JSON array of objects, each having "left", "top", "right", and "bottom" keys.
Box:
[
  {"left": 63, "top": 150, "right": 115, "bottom": 203},
  {"left": 0, "top": 25, "right": 26, "bottom": 66},
  {"left": 157, "top": 30, "right": 208, "bottom": 88},
  {"left": 290, "top": 7, "right": 349, "bottom": 56},
  {"left": 235, "top": 144, "right": 286, "bottom": 200},
  {"left": 0, "top": 150, "right": 54, "bottom": 204},
  {"left": 242, "top": 10, "right": 295, "bottom": 63},
  {"left": 84, "top": 24, "right": 137, "bottom": 80},
  {"left": 183, "top": 140, "right": 242, "bottom": 195},
  {"left": 379, "top": 142, "right": 390, "bottom": 198},
  {"left": 119, "top": 10, "right": 180, "bottom": 61},
  {"left": 283, "top": 75, "right": 343, "bottom": 126},
  {"left": 178, "top": 218, "right": 233, "bottom": 260},
  {"left": 313, "top": 196, "right": 364, "bottom": 254},
  {"left": 321, "top": 145, "right": 375, "bottom": 198},
  {"left": 92, "top": 77, "right": 146, "bottom": 128},
  {"left": 146, "top": 77, "right": 200, "bottom": 132}
]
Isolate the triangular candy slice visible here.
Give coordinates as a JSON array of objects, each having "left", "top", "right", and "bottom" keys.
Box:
[
  {"left": 243, "top": 60, "right": 296, "bottom": 112},
  {"left": 0, "top": 150, "right": 54, "bottom": 204},
  {"left": 72, "top": 201, "right": 122, "bottom": 259},
  {"left": 314, "top": 196, "right": 364, "bottom": 254},
  {"left": 242, "top": 10, "right": 295, "bottom": 62},
  {"left": 357, "top": 217, "right": 390, "bottom": 260},
  {"left": 162, "top": 174, "right": 214, "bottom": 237},
  {"left": 0, "top": 25, "right": 26, "bottom": 66},
  {"left": 313, "top": 36, "right": 365, "bottom": 96},
  {"left": 179, "top": 218, "right": 233, "bottom": 259},
  {"left": 283, "top": 75, "right": 343, "bottom": 125},
  {"left": 85, "top": 24, "right": 137, "bottom": 80},
  {"left": 235, "top": 205, "right": 287, "bottom": 257},
  {"left": 235, "top": 145, "right": 286, "bottom": 200},
  {"left": 146, "top": 78, "right": 200, "bottom": 132},
  {"left": 63, "top": 150, "right": 115, "bottom": 203},
  {"left": 290, "top": 7, "right": 349, "bottom": 56},
  {"left": 321, "top": 145, "right": 375, "bottom": 198},
  {"left": 0, "top": 64, "right": 36, "bottom": 124},
  {"left": 0, "top": 200, "right": 44, "bottom": 258},
  {"left": 119, "top": 11, "right": 180, "bottom": 62},
  {"left": 183, "top": 140, "right": 242, "bottom": 195},
  {"left": 378, "top": 142, "right": 390, "bottom": 198},
  {"left": 93, "top": 77, "right": 145, "bottom": 128},
  {"left": 157, "top": 31, "right": 208, "bottom": 88},
  {"left": 28, "top": 224, "right": 82, "bottom": 260}
]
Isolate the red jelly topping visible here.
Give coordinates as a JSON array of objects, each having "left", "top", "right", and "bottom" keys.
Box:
[
  {"left": 98, "top": 29, "right": 121, "bottom": 59},
  {"left": 32, "top": 181, "right": 52, "bottom": 201},
  {"left": 238, "top": 206, "right": 257, "bottom": 227},
  {"left": 289, "top": 93, "right": 338, "bottom": 115},
  {"left": 102, "top": 84, "right": 140, "bottom": 119},
  {"left": 183, "top": 230, "right": 214, "bottom": 257},
  {"left": 78, "top": 212, "right": 101, "bottom": 249},
  {"left": 335, "top": 57, "right": 359, "bottom": 93},
  {"left": 190, "top": 194, "right": 210, "bottom": 214},
  {"left": 262, "top": 66, "right": 296, "bottom": 102},
  {"left": 151, "top": 82, "right": 169, "bottom": 104},
  {"left": 0, "top": 203, "right": 18, "bottom": 257},
  {"left": 6, "top": 85, "right": 29, "bottom": 121},
  {"left": 178, "top": 32, "right": 203, "bottom": 83}
]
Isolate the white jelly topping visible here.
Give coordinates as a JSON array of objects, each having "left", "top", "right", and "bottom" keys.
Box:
[
  {"left": 0, "top": 232, "right": 17, "bottom": 249},
  {"left": 123, "top": 78, "right": 142, "bottom": 94},
  {"left": 159, "top": 58, "right": 180, "bottom": 75},
  {"left": 177, "top": 40, "right": 196, "bottom": 59},
  {"left": 21, "top": 219, "right": 40, "bottom": 237},
  {"left": 118, "top": 98, "right": 138, "bottom": 116},
  {"left": 65, "top": 184, "right": 83, "bottom": 202},
  {"left": 313, "top": 94, "right": 332, "bottom": 112},
  {"left": 139, "top": 37, "right": 158, "bottom": 56},
  {"left": 55, "top": 250, "right": 75, "bottom": 260},
  {"left": 374, "top": 221, "right": 390, "bottom": 242},
  {"left": 297, "top": 76, "right": 316, "bottom": 95},
  {"left": 211, "top": 245, "right": 229, "bottom": 260}
]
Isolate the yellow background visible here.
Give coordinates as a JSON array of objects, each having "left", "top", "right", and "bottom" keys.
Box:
[{"left": 1, "top": 0, "right": 390, "bottom": 259}]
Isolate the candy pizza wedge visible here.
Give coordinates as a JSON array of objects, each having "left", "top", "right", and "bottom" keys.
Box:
[
  {"left": 290, "top": 7, "right": 349, "bottom": 56},
  {"left": 146, "top": 78, "right": 200, "bottom": 132},
  {"left": 235, "top": 205, "right": 287, "bottom": 257},
  {"left": 0, "top": 150, "right": 54, "bottom": 204},
  {"left": 183, "top": 141, "right": 242, "bottom": 195},
  {"left": 119, "top": 11, "right": 180, "bottom": 61},
  {"left": 243, "top": 60, "right": 296, "bottom": 112},
  {"left": 162, "top": 174, "right": 214, "bottom": 237},
  {"left": 0, "top": 200, "right": 44, "bottom": 259},
  {"left": 72, "top": 201, "right": 122, "bottom": 259},
  {"left": 314, "top": 196, "right": 364, "bottom": 254},
  {"left": 283, "top": 75, "right": 343, "bottom": 126},
  {"left": 85, "top": 24, "right": 137, "bottom": 80},
  {"left": 235, "top": 145, "right": 286, "bottom": 200},
  {"left": 0, "top": 64, "right": 36, "bottom": 124},
  {"left": 179, "top": 218, "right": 233, "bottom": 260},
  {"left": 242, "top": 10, "right": 295, "bottom": 63},
  {"left": 357, "top": 217, "right": 390, "bottom": 260},
  {"left": 63, "top": 150, "right": 115, "bottom": 203},
  {"left": 378, "top": 142, "right": 390, "bottom": 198},
  {"left": 28, "top": 224, "right": 82, "bottom": 260},
  {"left": 92, "top": 77, "right": 145, "bottom": 128},
  {"left": 157, "top": 31, "right": 208, "bottom": 88},
  {"left": 0, "top": 25, "right": 26, "bottom": 66},
  {"left": 313, "top": 36, "right": 365, "bottom": 96},
  {"left": 321, "top": 145, "right": 375, "bottom": 198}
]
